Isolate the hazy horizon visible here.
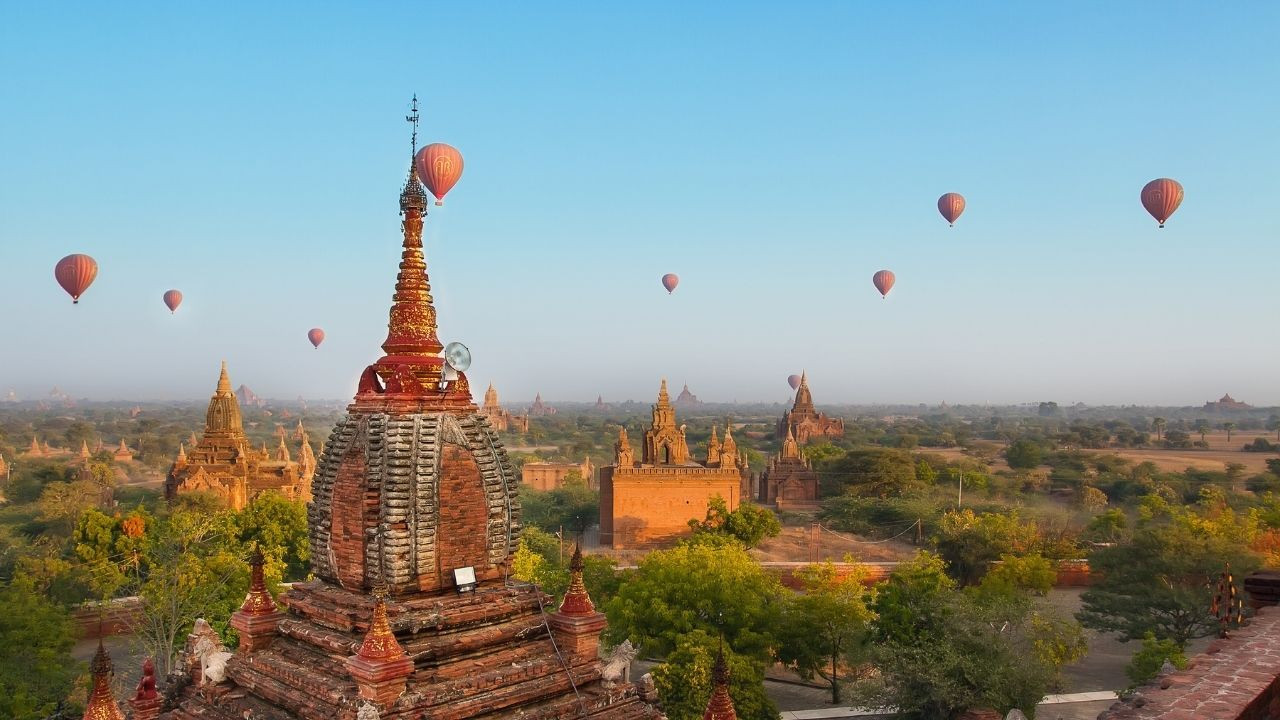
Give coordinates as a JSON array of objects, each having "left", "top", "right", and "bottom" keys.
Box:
[{"left": 2, "top": 4, "right": 1277, "bottom": 406}]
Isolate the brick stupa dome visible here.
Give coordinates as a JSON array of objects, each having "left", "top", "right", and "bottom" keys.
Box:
[{"left": 162, "top": 144, "right": 661, "bottom": 720}]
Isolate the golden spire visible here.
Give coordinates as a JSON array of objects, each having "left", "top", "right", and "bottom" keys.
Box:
[
  {"left": 558, "top": 543, "right": 596, "bottom": 616},
  {"left": 84, "top": 640, "right": 126, "bottom": 720},
  {"left": 657, "top": 378, "right": 671, "bottom": 408},
  {"left": 703, "top": 644, "right": 737, "bottom": 720},
  {"left": 80, "top": 440, "right": 91, "bottom": 458},
  {"left": 382, "top": 157, "right": 441, "bottom": 356},
  {"left": 176, "top": 443, "right": 187, "bottom": 463},
  {"left": 217, "top": 360, "right": 232, "bottom": 396},
  {"left": 275, "top": 436, "right": 292, "bottom": 463},
  {"left": 782, "top": 425, "right": 799, "bottom": 459},
  {"left": 707, "top": 425, "right": 721, "bottom": 464},
  {"left": 356, "top": 586, "right": 409, "bottom": 661},
  {"left": 239, "top": 547, "right": 278, "bottom": 616}
]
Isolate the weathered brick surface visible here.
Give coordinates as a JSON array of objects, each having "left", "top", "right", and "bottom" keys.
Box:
[{"left": 1098, "top": 606, "right": 1280, "bottom": 719}]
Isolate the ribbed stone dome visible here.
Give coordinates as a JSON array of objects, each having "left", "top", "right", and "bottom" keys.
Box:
[{"left": 309, "top": 410, "right": 520, "bottom": 594}]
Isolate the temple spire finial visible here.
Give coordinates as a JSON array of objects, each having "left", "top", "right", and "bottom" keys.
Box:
[
  {"left": 217, "top": 361, "right": 232, "bottom": 395},
  {"left": 406, "top": 94, "right": 420, "bottom": 156},
  {"left": 84, "top": 639, "right": 126, "bottom": 720},
  {"left": 558, "top": 542, "right": 596, "bottom": 615},
  {"left": 702, "top": 639, "right": 737, "bottom": 720}
]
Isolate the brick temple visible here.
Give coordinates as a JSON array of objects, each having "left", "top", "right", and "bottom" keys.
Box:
[
  {"left": 598, "top": 381, "right": 749, "bottom": 549},
  {"left": 776, "top": 372, "right": 843, "bottom": 444},
  {"left": 480, "top": 383, "right": 529, "bottom": 433},
  {"left": 759, "top": 427, "right": 819, "bottom": 509},
  {"left": 164, "top": 363, "right": 315, "bottom": 511},
  {"left": 157, "top": 148, "right": 662, "bottom": 719}
]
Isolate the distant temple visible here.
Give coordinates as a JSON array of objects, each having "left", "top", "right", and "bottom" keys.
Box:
[
  {"left": 236, "top": 384, "right": 266, "bottom": 408},
  {"left": 595, "top": 394, "right": 608, "bottom": 410},
  {"left": 777, "top": 372, "right": 844, "bottom": 444},
  {"left": 759, "top": 427, "right": 820, "bottom": 509},
  {"left": 112, "top": 438, "right": 134, "bottom": 463},
  {"left": 528, "top": 392, "right": 557, "bottom": 416},
  {"left": 164, "top": 362, "right": 314, "bottom": 510},
  {"left": 1205, "top": 393, "right": 1252, "bottom": 411},
  {"left": 675, "top": 383, "right": 701, "bottom": 406},
  {"left": 522, "top": 456, "right": 595, "bottom": 491},
  {"left": 479, "top": 383, "right": 529, "bottom": 432},
  {"left": 599, "top": 380, "right": 749, "bottom": 549},
  {"left": 157, "top": 142, "right": 660, "bottom": 719}
]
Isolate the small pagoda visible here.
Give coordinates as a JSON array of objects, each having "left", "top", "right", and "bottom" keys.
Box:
[{"left": 161, "top": 123, "right": 660, "bottom": 719}]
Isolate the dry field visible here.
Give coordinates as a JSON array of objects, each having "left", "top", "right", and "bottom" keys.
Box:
[{"left": 1106, "top": 430, "right": 1278, "bottom": 474}]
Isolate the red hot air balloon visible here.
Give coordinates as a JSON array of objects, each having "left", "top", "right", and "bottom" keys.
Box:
[
  {"left": 55, "top": 254, "right": 98, "bottom": 304},
  {"left": 1141, "top": 178, "right": 1184, "bottom": 228},
  {"left": 787, "top": 374, "right": 801, "bottom": 390},
  {"left": 163, "top": 290, "right": 183, "bottom": 314},
  {"left": 872, "top": 270, "right": 896, "bottom": 299},
  {"left": 414, "top": 143, "right": 464, "bottom": 206},
  {"left": 661, "top": 273, "right": 679, "bottom": 294},
  {"left": 307, "top": 328, "right": 325, "bottom": 349},
  {"left": 937, "top": 193, "right": 965, "bottom": 226}
]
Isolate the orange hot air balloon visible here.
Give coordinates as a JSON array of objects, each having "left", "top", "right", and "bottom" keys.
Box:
[
  {"left": 163, "top": 290, "right": 183, "bottom": 314},
  {"left": 661, "top": 273, "right": 679, "bottom": 294},
  {"left": 1141, "top": 178, "right": 1183, "bottom": 228},
  {"left": 307, "top": 328, "right": 325, "bottom": 349},
  {"left": 415, "top": 143, "right": 464, "bottom": 206},
  {"left": 787, "top": 374, "right": 801, "bottom": 390},
  {"left": 55, "top": 254, "right": 98, "bottom": 304},
  {"left": 937, "top": 193, "right": 966, "bottom": 226},
  {"left": 872, "top": 270, "right": 895, "bottom": 299}
]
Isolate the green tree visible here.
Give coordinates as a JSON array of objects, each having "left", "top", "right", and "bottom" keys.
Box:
[
  {"left": 1222, "top": 422, "right": 1237, "bottom": 443},
  {"left": 234, "top": 491, "right": 310, "bottom": 581},
  {"left": 871, "top": 552, "right": 955, "bottom": 645},
  {"left": 933, "top": 509, "right": 1040, "bottom": 586},
  {"left": 519, "top": 478, "right": 599, "bottom": 536},
  {"left": 1079, "top": 514, "right": 1260, "bottom": 646},
  {"left": 821, "top": 449, "right": 921, "bottom": 498},
  {"left": 1193, "top": 419, "right": 1211, "bottom": 443},
  {"left": 1079, "top": 486, "right": 1109, "bottom": 512},
  {"left": 688, "top": 496, "right": 781, "bottom": 549},
  {"left": 1124, "top": 631, "right": 1187, "bottom": 690},
  {"left": 604, "top": 541, "right": 785, "bottom": 659},
  {"left": 860, "top": 580, "right": 1084, "bottom": 719},
  {"left": 1152, "top": 418, "right": 1167, "bottom": 441},
  {"left": 0, "top": 575, "right": 83, "bottom": 720},
  {"left": 776, "top": 562, "right": 876, "bottom": 704},
  {"left": 977, "top": 553, "right": 1056, "bottom": 597},
  {"left": 651, "top": 630, "right": 779, "bottom": 720},
  {"left": 36, "top": 478, "right": 102, "bottom": 536},
  {"left": 1268, "top": 414, "right": 1280, "bottom": 442},
  {"left": 1004, "top": 439, "right": 1045, "bottom": 470}
]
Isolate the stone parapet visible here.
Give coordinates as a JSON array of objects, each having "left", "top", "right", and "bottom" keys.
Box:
[{"left": 1098, "top": 605, "right": 1280, "bottom": 719}]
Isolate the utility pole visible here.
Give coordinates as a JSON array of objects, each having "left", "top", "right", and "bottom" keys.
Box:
[{"left": 956, "top": 470, "right": 964, "bottom": 508}]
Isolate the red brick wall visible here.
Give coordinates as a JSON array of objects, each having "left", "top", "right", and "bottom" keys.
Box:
[
  {"left": 331, "top": 448, "right": 367, "bottom": 590},
  {"left": 437, "top": 444, "right": 490, "bottom": 587}
]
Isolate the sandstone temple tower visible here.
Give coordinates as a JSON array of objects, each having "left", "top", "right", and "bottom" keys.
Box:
[
  {"left": 599, "top": 380, "right": 749, "bottom": 549},
  {"left": 777, "top": 372, "right": 844, "bottom": 444},
  {"left": 162, "top": 141, "right": 660, "bottom": 719},
  {"left": 165, "top": 362, "right": 314, "bottom": 510}
]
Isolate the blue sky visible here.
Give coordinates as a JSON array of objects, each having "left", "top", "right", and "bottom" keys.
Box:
[{"left": 1, "top": 2, "right": 1277, "bottom": 405}]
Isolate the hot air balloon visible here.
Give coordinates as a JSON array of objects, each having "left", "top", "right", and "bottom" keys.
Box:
[
  {"left": 1141, "top": 178, "right": 1184, "bottom": 228},
  {"left": 163, "top": 290, "right": 183, "bottom": 314},
  {"left": 661, "top": 273, "right": 679, "bottom": 294},
  {"left": 937, "top": 192, "right": 965, "bottom": 226},
  {"left": 54, "top": 254, "right": 98, "bottom": 304},
  {"left": 787, "top": 374, "right": 801, "bottom": 390},
  {"left": 414, "top": 143, "right": 464, "bottom": 206},
  {"left": 307, "top": 328, "right": 325, "bottom": 349},
  {"left": 872, "top": 270, "right": 895, "bottom": 299}
]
